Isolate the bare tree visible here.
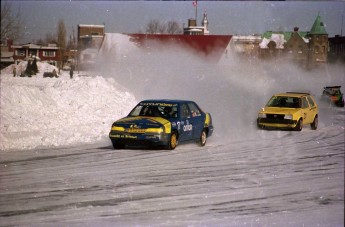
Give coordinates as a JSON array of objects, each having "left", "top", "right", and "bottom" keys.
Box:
[
  {"left": 158, "top": 23, "right": 167, "bottom": 34},
  {"left": 66, "top": 28, "right": 76, "bottom": 50},
  {"left": 145, "top": 20, "right": 182, "bottom": 34},
  {"left": 45, "top": 32, "right": 57, "bottom": 44},
  {"left": 35, "top": 38, "right": 45, "bottom": 46},
  {"left": 166, "top": 21, "right": 183, "bottom": 34},
  {"left": 32, "top": 32, "right": 57, "bottom": 46},
  {"left": 0, "top": 1, "right": 24, "bottom": 42},
  {"left": 57, "top": 19, "right": 67, "bottom": 71},
  {"left": 146, "top": 20, "right": 161, "bottom": 34}
]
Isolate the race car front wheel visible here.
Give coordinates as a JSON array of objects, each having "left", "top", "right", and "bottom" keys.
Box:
[
  {"left": 112, "top": 140, "right": 125, "bottom": 149},
  {"left": 294, "top": 119, "right": 303, "bottom": 131},
  {"left": 166, "top": 132, "right": 178, "bottom": 150},
  {"left": 199, "top": 129, "right": 207, "bottom": 146}
]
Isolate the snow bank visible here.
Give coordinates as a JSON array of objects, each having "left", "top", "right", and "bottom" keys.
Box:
[
  {"left": 1, "top": 60, "right": 57, "bottom": 75},
  {"left": 0, "top": 62, "right": 137, "bottom": 151},
  {"left": 259, "top": 34, "right": 286, "bottom": 49}
]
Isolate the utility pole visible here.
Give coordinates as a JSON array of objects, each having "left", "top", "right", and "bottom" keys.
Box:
[{"left": 341, "top": 15, "right": 343, "bottom": 36}]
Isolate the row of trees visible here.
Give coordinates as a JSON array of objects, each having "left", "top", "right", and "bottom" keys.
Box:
[{"left": 145, "top": 20, "right": 183, "bottom": 34}]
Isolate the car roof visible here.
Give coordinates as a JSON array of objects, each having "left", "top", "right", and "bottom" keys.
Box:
[
  {"left": 140, "top": 99, "right": 194, "bottom": 104},
  {"left": 274, "top": 92, "right": 311, "bottom": 98},
  {"left": 324, "top": 86, "right": 341, "bottom": 89}
]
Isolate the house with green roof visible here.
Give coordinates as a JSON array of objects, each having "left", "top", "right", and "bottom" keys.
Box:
[{"left": 259, "top": 14, "right": 328, "bottom": 67}]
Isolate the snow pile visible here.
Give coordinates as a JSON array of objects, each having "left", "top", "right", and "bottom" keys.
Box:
[
  {"left": 1, "top": 60, "right": 58, "bottom": 75},
  {"left": 259, "top": 34, "right": 286, "bottom": 49},
  {"left": 0, "top": 62, "right": 137, "bottom": 151}
]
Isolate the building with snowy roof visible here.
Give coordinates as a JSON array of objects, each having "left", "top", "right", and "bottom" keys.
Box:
[
  {"left": 231, "top": 35, "right": 262, "bottom": 57},
  {"left": 78, "top": 24, "right": 105, "bottom": 50},
  {"left": 259, "top": 15, "right": 328, "bottom": 68},
  {"left": 9, "top": 43, "right": 60, "bottom": 67}
]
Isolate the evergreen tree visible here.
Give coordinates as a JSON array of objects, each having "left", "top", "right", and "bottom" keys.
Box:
[
  {"left": 31, "top": 57, "right": 38, "bottom": 74},
  {"left": 24, "top": 61, "right": 32, "bottom": 77}
]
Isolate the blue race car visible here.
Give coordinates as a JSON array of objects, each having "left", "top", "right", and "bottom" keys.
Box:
[{"left": 109, "top": 99, "right": 214, "bottom": 150}]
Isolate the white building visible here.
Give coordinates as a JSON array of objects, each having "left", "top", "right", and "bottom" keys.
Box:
[{"left": 183, "top": 11, "right": 209, "bottom": 35}]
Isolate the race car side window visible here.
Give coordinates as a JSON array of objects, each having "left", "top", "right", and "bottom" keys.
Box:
[
  {"left": 306, "top": 96, "right": 315, "bottom": 107},
  {"left": 188, "top": 102, "right": 201, "bottom": 117},
  {"left": 180, "top": 103, "right": 191, "bottom": 118},
  {"left": 162, "top": 106, "right": 178, "bottom": 119},
  {"left": 302, "top": 97, "right": 309, "bottom": 108}
]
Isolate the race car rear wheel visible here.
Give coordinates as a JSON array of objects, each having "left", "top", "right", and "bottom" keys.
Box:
[
  {"left": 294, "top": 119, "right": 303, "bottom": 131},
  {"left": 166, "top": 132, "right": 178, "bottom": 150},
  {"left": 340, "top": 100, "right": 345, "bottom": 107},
  {"left": 311, "top": 115, "right": 318, "bottom": 130},
  {"left": 200, "top": 129, "right": 207, "bottom": 146}
]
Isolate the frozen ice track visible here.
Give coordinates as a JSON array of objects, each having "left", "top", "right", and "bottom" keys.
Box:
[{"left": 0, "top": 122, "right": 344, "bottom": 226}]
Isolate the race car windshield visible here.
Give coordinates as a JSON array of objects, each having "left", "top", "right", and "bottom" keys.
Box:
[
  {"left": 129, "top": 104, "right": 178, "bottom": 119},
  {"left": 267, "top": 96, "right": 301, "bottom": 108}
]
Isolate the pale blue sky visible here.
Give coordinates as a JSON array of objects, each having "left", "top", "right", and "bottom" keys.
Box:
[{"left": 4, "top": 1, "right": 345, "bottom": 44}]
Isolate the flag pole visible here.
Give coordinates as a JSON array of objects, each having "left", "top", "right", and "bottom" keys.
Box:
[
  {"left": 193, "top": 0, "right": 198, "bottom": 24},
  {"left": 195, "top": 1, "right": 198, "bottom": 24}
]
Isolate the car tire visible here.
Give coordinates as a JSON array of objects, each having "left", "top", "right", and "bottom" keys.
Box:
[
  {"left": 112, "top": 141, "right": 125, "bottom": 149},
  {"left": 166, "top": 132, "right": 178, "bottom": 150},
  {"left": 311, "top": 115, "right": 318, "bottom": 130},
  {"left": 200, "top": 129, "right": 207, "bottom": 146},
  {"left": 257, "top": 119, "right": 263, "bottom": 129},
  {"left": 294, "top": 119, "right": 303, "bottom": 131},
  {"left": 340, "top": 101, "right": 345, "bottom": 107}
]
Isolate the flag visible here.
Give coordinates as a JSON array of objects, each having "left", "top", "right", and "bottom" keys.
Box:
[{"left": 193, "top": 0, "right": 197, "bottom": 7}]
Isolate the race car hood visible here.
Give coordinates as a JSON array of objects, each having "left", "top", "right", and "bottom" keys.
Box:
[
  {"left": 260, "top": 107, "right": 300, "bottom": 115},
  {"left": 114, "top": 116, "right": 170, "bottom": 129}
]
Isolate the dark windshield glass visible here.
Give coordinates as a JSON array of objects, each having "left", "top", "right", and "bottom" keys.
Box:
[
  {"left": 267, "top": 96, "right": 301, "bottom": 108},
  {"left": 129, "top": 104, "right": 178, "bottom": 119}
]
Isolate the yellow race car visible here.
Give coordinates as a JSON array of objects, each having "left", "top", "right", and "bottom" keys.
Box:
[{"left": 257, "top": 92, "right": 318, "bottom": 131}]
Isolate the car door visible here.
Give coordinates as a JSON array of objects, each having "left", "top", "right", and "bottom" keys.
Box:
[
  {"left": 187, "top": 102, "right": 204, "bottom": 140},
  {"left": 301, "top": 96, "right": 312, "bottom": 124},
  {"left": 306, "top": 95, "right": 318, "bottom": 123},
  {"left": 178, "top": 103, "right": 193, "bottom": 141}
]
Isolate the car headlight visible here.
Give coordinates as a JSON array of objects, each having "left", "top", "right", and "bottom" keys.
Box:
[
  {"left": 284, "top": 114, "right": 293, "bottom": 120},
  {"left": 111, "top": 126, "right": 125, "bottom": 131},
  {"left": 258, "top": 113, "right": 266, "bottom": 118}
]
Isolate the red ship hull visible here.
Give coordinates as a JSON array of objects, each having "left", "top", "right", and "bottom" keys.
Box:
[{"left": 127, "top": 34, "right": 232, "bottom": 62}]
